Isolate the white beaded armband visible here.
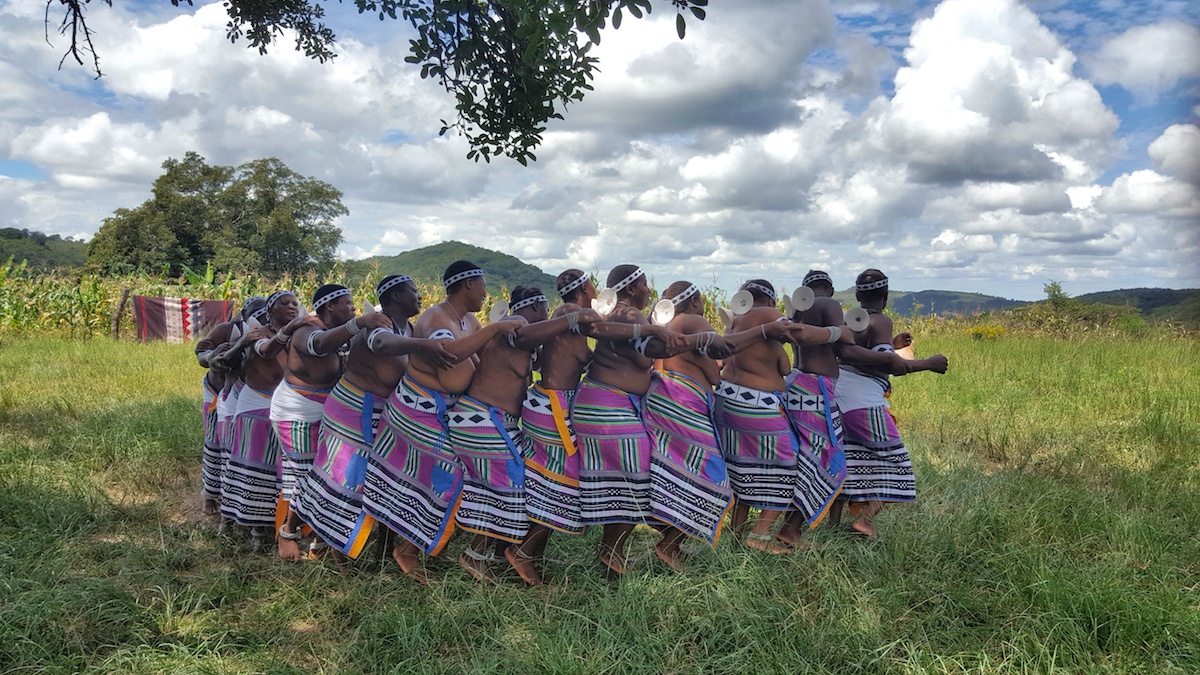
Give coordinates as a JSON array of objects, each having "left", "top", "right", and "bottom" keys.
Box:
[{"left": 306, "top": 331, "right": 328, "bottom": 357}]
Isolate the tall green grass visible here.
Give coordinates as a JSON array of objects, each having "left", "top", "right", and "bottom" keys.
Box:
[{"left": 0, "top": 334, "right": 1196, "bottom": 673}]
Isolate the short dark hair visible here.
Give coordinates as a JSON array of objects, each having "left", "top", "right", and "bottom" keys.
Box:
[
  {"left": 509, "top": 285, "right": 541, "bottom": 305},
  {"left": 855, "top": 268, "right": 888, "bottom": 304},
  {"left": 664, "top": 280, "right": 699, "bottom": 310},
  {"left": 557, "top": 269, "right": 588, "bottom": 303},
  {"left": 607, "top": 264, "right": 641, "bottom": 293},
  {"left": 803, "top": 269, "right": 834, "bottom": 292},
  {"left": 313, "top": 284, "right": 349, "bottom": 316},
  {"left": 741, "top": 279, "right": 775, "bottom": 303},
  {"left": 444, "top": 260, "right": 483, "bottom": 294},
  {"left": 376, "top": 275, "right": 414, "bottom": 306}
]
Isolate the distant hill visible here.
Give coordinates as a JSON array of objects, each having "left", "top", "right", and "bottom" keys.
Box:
[
  {"left": 0, "top": 229, "right": 87, "bottom": 269},
  {"left": 1077, "top": 288, "right": 1200, "bottom": 325},
  {"left": 831, "top": 288, "right": 1027, "bottom": 316},
  {"left": 826, "top": 285, "right": 1199, "bottom": 325},
  {"left": 351, "top": 241, "right": 557, "bottom": 296}
]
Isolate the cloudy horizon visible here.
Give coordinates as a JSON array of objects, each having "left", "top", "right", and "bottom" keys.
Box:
[{"left": 1, "top": 0, "right": 1197, "bottom": 301}]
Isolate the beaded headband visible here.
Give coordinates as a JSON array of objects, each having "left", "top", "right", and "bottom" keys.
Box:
[
  {"left": 241, "top": 295, "right": 266, "bottom": 314},
  {"left": 669, "top": 284, "right": 699, "bottom": 307},
  {"left": 249, "top": 306, "right": 269, "bottom": 322},
  {"left": 376, "top": 275, "right": 414, "bottom": 300},
  {"left": 612, "top": 267, "right": 644, "bottom": 293},
  {"left": 558, "top": 273, "right": 589, "bottom": 298},
  {"left": 744, "top": 282, "right": 776, "bottom": 301},
  {"left": 510, "top": 294, "right": 548, "bottom": 312},
  {"left": 266, "top": 290, "right": 296, "bottom": 310},
  {"left": 443, "top": 267, "right": 484, "bottom": 289},
  {"left": 803, "top": 272, "right": 832, "bottom": 287},
  {"left": 856, "top": 277, "right": 889, "bottom": 292},
  {"left": 313, "top": 287, "right": 351, "bottom": 311}
]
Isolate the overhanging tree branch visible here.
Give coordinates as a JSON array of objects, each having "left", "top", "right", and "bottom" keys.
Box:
[{"left": 49, "top": 0, "right": 710, "bottom": 161}]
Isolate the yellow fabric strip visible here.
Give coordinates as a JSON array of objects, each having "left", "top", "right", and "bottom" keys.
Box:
[
  {"left": 546, "top": 388, "right": 577, "bottom": 457},
  {"left": 346, "top": 514, "right": 375, "bottom": 560}
]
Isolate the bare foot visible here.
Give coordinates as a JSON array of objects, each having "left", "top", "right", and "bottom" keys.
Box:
[
  {"left": 202, "top": 499, "right": 219, "bottom": 516},
  {"left": 775, "top": 530, "right": 813, "bottom": 550},
  {"left": 598, "top": 545, "right": 628, "bottom": 577},
  {"left": 458, "top": 551, "right": 498, "bottom": 584},
  {"left": 745, "top": 533, "right": 791, "bottom": 555},
  {"left": 654, "top": 543, "right": 685, "bottom": 572},
  {"left": 392, "top": 547, "right": 430, "bottom": 586},
  {"left": 277, "top": 527, "right": 303, "bottom": 562},
  {"left": 505, "top": 546, "right": 543, "bottom": 586},
  {"left": 775, "top": 526, "right": 802, "bottom": 546},
  {"left": 850, "top": 518, "right": 877, "bottom": 539},
  {"left": 781, "top": 537, "right": 813, "bottom": 551}
]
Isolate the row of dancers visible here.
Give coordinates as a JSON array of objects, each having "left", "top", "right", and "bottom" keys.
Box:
[{"left": 195, "top": 262, "right": 948, "bottom": 584}]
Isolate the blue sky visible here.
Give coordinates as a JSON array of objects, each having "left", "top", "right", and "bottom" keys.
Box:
[{"left": 0, "top": 0, "right": 1196, "bottom": 300}]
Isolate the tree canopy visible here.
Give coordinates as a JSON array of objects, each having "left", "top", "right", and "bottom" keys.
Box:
[
  {"left": 51, "top": 0, "right": 709, "bottom": 163},
  {"left": 85, "top": 152, "right": 346, "bottom": 276}
]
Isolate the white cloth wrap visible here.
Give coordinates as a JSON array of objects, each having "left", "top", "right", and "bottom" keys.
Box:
[
  {"left": 834, "top": 369, "right": 888, "bottom": 413},
  {"left": 217, "top": 386, "right": 239, "bottom": 422},
  {"left": 269, "top": 380, "right": 327, "bottom": 423},
  {"left": 234, "top": 385, "right": 272, "bottom": 418}
]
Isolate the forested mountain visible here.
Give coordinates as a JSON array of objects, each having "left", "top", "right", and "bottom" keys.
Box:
[
  {"left": 831, "top": 288, "right": 1027, "bottom": 315},
  {"left": 826, "top": 285, "right": 1198, "bottom": 324},
  {"left": 1077, "top": 288, "right": 1200, "bottom": 325},
  {"left": 352, "top": 241, "right": 557, "bottom": 294},
  {"left": 0, "top": 229, "right": 87, "bottom": 269}
]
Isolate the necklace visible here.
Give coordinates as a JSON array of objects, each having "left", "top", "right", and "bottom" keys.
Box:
[{"left": 445, "top": 301, "right": 467, "bottom": 331}]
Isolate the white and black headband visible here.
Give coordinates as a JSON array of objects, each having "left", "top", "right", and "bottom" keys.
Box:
[
  {"left": 856, "top": 277, "right": 889, "bottom": 292},
  {"left": 510, "top": 294, "right": 548, "bottom": 312},
  {"left": 443, "top": 268, "right": 484, "bottom": 289},
  {"left": 744, "top": 282, "right": 776, "bottom": 301},
  {"left": 558, "top": 273, "right": 589, "bottom": 298},
  {"left": 803, "top": 272, "right": 832, "bottom": 287},
  {"left": 670, "top": 284, "right": 699, "bottom": 306},
  {"left": 611, "top": 267, "right": 644, "bottom": 293},
  {"left": 313, "top": 287, "right": 351, "bottom": 311},
  {"left": 376, "top": 275, "right": 413, "bottom": 300},
  {"left": 266, "top": 290, "right": 296, "bottom": 310}
]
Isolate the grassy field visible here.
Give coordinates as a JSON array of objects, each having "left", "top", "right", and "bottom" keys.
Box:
[{"left": 0, "top": 333, "right": 1197, "bottom": 673}]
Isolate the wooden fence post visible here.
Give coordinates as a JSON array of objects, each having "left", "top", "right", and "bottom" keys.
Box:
[{"left": 111, "top": 287, "right": 130, "bottom": 340}]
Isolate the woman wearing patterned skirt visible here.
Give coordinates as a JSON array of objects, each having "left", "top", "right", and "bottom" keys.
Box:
[
  {"left": 836, "top": 269, "right": 948, "bottom": 538},
  {"left": 292, "top": 275, "right": 450, "bottom": 564}
]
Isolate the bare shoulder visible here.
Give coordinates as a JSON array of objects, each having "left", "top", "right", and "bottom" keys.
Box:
[
  {"left": 415, "top": 304, "right": 454, "bottom": 333},
  {"left": 814, "top": 296, "right": 844, "bottom": 324},
  {"left": 672, "top": 314, "right": 713, "bottom": 335},
  {"left": 745, "top": 306, "right": 783, "bottom": 325},
  {"left": 612, "top": 303, "right": 645, "bottom": 323},
  {"left": 869, "top": 313, "right": 894, "bottom": 346},
  {"left": 553, "top": 302, "right": 580, "bottom": 318}
]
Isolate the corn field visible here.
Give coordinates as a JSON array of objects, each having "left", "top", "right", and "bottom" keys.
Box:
[
  {"left": 2, "top": 259, "right": 1189, "bottom": 342},
  {"left": 0, "top": 260, "right": 434, "bottom": 339}
]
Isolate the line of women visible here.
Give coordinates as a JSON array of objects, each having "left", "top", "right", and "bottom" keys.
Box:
[{"left": 194, "top": 261, "right": 948, "bottom": 585}]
